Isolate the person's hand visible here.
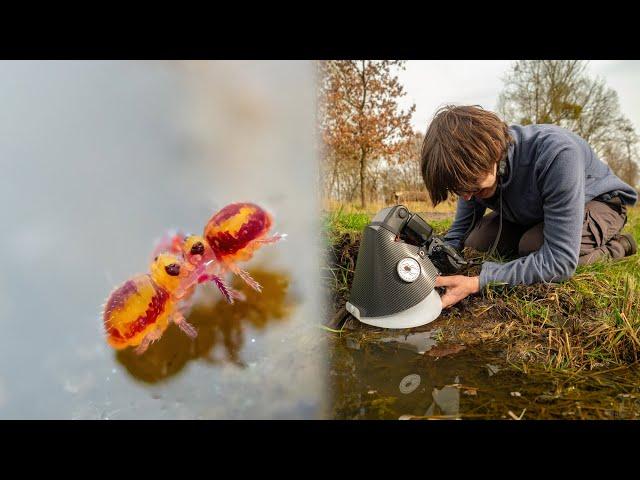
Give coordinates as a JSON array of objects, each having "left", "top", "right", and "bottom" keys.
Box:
[{"left": 435, "top": 275, "right": 480, "bottom": 309}]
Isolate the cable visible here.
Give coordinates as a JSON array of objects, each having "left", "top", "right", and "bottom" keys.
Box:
[{"left": 486, "top": 173, "right": 503, "bottom": 259}]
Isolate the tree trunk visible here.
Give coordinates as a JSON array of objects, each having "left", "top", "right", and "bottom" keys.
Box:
[
  {"left": 359, "top": 149, "right": 366, "bottom": 209},
  {"left": 359, "top": 60, "right": 367, "bottom": 210}
]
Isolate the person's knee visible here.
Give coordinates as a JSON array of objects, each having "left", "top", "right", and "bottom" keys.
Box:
[
  {"left": 584, "top": 200, "right": 627, "bottom": 246},
  {"left": 463, "top": 213, "right": 500, "bottom": 252},
  {"left": 518, "top": 223, "right": 544, "bottom": 257},
  {"left": 465, "top": 231, "right": 492, "bottom": 252}
]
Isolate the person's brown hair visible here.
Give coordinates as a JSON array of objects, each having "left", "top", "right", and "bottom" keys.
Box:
[{"left": 420, "top": 105, "right": 513, "bottom": 205}]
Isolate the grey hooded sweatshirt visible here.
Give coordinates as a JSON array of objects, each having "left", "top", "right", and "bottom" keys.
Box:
[{"left": 443, "top": 124, "right": 638, "bottom": 289}]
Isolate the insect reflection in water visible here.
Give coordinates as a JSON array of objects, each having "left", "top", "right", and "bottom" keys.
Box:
[{"left": 115, "top": 269, "right": 292, "bottom": 383}]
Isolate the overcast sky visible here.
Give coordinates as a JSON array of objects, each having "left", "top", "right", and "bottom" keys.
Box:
[{"left": 397, "top": 60, "right": 640, "bottom": 135}]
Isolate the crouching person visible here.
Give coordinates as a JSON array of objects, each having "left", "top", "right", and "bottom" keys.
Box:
[{"left": 420, "top": 105, "right": 638, "bottom": 308}]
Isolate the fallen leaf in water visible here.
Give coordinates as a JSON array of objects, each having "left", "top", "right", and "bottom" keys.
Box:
[{"left": 426, "top": 343, "right": 466, "bottom": 358}]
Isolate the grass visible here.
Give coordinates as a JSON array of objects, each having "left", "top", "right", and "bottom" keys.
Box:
[
  {"left": 324, "top": 205, "right": 453, "bottom": 243},
  {"left": 324, "top": 208, "right": 371, "bottom": 242},
  {"left": 322, "top": 199, "right": 457, "bottom": 216},
  {"left": 323, "top": 204, "right": 640, "bottom": 374},
  {"left": 486, "top": 207, "right": 640, "bottom": 371}
]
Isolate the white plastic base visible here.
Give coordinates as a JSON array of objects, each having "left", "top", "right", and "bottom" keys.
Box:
[{"left": 346, "top": 289, "right": 443, "bottom": 329}]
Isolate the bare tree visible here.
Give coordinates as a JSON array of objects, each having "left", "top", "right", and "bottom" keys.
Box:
[
  {"left": 603, "top": 117, "right": 640, "bottom": 187},
  {"left": 318, "top": 60, "right": 415, "bottom": 208},
  {"left": 498, "top": 60, "right": 639, "bottom": 188}
]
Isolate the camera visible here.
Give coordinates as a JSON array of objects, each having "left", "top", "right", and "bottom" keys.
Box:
[{"left": 377, "top": 205, "right": 468, "bottom": 275}]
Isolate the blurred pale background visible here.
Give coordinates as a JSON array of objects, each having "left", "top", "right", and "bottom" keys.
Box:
[{"left": 0, "top": 60, "right": 324, "bottom": 419}]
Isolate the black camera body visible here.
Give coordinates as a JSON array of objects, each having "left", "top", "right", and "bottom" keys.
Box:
[{"left": 371, "top": 205, "right": 467, "bottom": 275}]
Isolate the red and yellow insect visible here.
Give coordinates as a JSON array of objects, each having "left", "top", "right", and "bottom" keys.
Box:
[
  {"left": 153, "top": 202, "right": 285, "bottom": 295},
  {"left": 150, "top": 229, "right": 243, "bottom": 305},
  {"left": 102, "top": 254, "right": 198, "bottom": 355},
  {"left": 183, "top": 202, "right": 285, "bottom": 292}
]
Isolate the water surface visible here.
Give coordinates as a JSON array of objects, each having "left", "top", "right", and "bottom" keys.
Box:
[
  {"left": 328, "top": 328, "right": 640, "bottom": 420},
  {"left": 0, "top": 61, "right": 324, "bottom": 419}
]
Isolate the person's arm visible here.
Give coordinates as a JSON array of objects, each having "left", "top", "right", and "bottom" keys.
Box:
[
  {"left": 443, "top": 197, "right": 486, "bottom": 251},
  {"left": 479, "top": 148, "right": 585, "bottom": 288}
]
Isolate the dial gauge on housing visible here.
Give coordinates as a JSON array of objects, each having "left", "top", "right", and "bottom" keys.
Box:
[{"left": 397, "top": 257, "right": 421, "bottom": 283}]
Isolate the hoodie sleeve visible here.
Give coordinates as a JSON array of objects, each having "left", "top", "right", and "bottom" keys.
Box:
[
  {"left": 479, "top": 147, "right": 584, "bottom": 288},
  {"left": 444, "top": 197, "right": 485, "bottom": 251}
]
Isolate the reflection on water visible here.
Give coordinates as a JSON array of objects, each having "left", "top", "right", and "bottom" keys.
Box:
[
  {"left": 117, "top": 269, "right": 291, "bottom": 383},
  {"left": 378, "top": 330, "right": 440, "bottom": 355},
  {"left": 329, "top": 329, "right": 466, "bottom": 419},
  {"left": 329, "top": 329, "right": 640, "bottom": 420}
]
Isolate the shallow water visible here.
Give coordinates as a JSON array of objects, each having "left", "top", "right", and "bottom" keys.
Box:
[
  {"left": 328, "top": 328, "right": 640, "bottom": 420},
  {"left": 0, "top": 61, "right": 324, "bottom": 419}
]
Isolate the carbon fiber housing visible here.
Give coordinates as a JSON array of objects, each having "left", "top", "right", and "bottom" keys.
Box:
[{"left": 348, "top": 224, "right": 440, "bottom": 318}]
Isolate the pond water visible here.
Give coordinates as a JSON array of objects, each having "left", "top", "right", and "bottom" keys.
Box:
[
  {"left": 0, "top": 61, "right": 325, "bottom": 419},
  {"left": 328, "top": 329, "right": 640, "bottom": 419}
]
